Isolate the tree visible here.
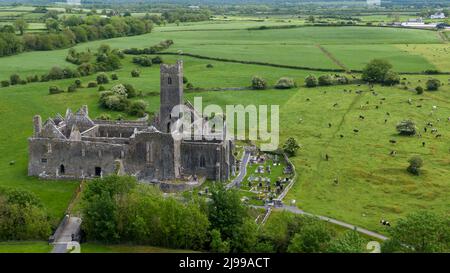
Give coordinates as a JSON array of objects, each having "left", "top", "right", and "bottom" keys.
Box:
[
  {"left": 327, "top": 230, "right": 366, "bottom": 253},
  {"left": 383, "top": 211, "right": 450, "bottom": 253},
  {"left": 282, "top": 137, "right": 300, "bottom": 156},
  {"left": 45, "top": 18, "right": 60, "bottom": 32},
  {"left": 128, "top": 100, "right": 147, "bottom": 117},
  {"left": 382, "top": 70, "right": 400, "bottom": 86},
  {"left": 210, "top": 229, "right": 230, "bottom": 253},
  {"left": 318, "top": 75, "right": 333, "bottom": 86},
  {"left": 14, "top": 18, "right": 28, "bottom": 35},
  {"left": 305, "top": 75, "right": 318, "bottom": 87},
  {"left": 396, "top": 120, "right": 416, "bottom": 136},
  {"left": 415, "top": 86, "right": 424, "bottom": 94},
  {"left": 426, "top": 78, "right": 440, "bottom": 91},
  {"left": 287, "top": 219, "right": 334, "bottom": 253},
  {"left": 208, "top": 183, "right": 247, "bottom": 240},
  {"left": 251, "top": 76, "right": 267, "bottom": 90},
  {"left": 407, "top": 156, "right": 423, "bottom": 176},
  {"left": 275, "top": 77, "right": 296, "bottom": 89},
  {"left": 96, "top": 73, "right": 109, "bottom": 84},
  {"left": 362, "top": 59, "right": 393, "bottom": 83}
]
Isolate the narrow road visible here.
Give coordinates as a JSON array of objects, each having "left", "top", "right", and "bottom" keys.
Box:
[
  {"left": 51, "top": 217, "right": 82, "bottom": 253},
  {"left": 226, "top": 148, "right": 251, "bottom": 189},
  {"left": 276, "top": 205, "right": 388, "bottom": 241}
]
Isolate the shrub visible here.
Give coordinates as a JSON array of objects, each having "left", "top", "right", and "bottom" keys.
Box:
[
  {"left": 1, "top": 80, "right": 10, "bottom": 87},
  {"left": 318, "top": 75, "right": 333, "bottom": 86},
  {"left": 206, "top": 64, "right": 214, "bottom": 68},
  {"left": 131, "top": 69, "right": 140, "bottom": 78},
  {"left": 67, "top": 84, "right": 77, "bottom": 93},
  {"left": 87, "top": 81, "right": 98, "bottom": 88},
  {"left": 111, "top": 84, "right": 128, "bottom": 97},
  {"left": 282, "top": 137, "right": 300, "bottom": 156},
  {"left": 305, "top": 75, "right": 318, "bottom": 87},
  {"left": 426, "top": 78, "right": 440, "bottom": 91},
  {"left": 111, "top": 73, "right": 118, "bottom": 80},
  {"left": 275, "top": 77, "right": 296, "bottom": 89},
  {"left": 335, "top": 75, "right": 349, "bottom": 85},
  {"left": 98, "top": 85, "right": 106, "bottom": 91},
  {"left": 382, "top": 70, "right": 400, "bottom": 86},
  {"left": 396, "top": 120, "right": 416, "bottom": 136},
  {"left": 415, "top": 86, "right": 424, "bottom": 94},
  {"left": 123, "top": 83, "right": 136, "bottom": 98},
  {"left": 186, "top": 83, "right": 194, "bottom": 89},
  {"left": 26, "top": 75, "right": 39, "bottom": 83},
  {"left": 407, "top": 156, "right": 423, "bottom": 175},
  {"left": 103, "top": 95, "right": 129, "bottom": 111},
  {"left": 251, "top": 76, "right": 267, "bottom": 90},
  {"left": 151, "top": 56, "right": 163, "bottom": 64},
  {"left": 183, "top": 76, "right": 188, "bottom": 84},
  {"left": 96, "top": 113, "right": 111, "bottom": 120},
  {"left": 362, "top": 59, "right": 393, "bottom": 83},
  {"left": 74, "top": 79, "right": 82, "bottom": 88},
  {"left": 10, "top": 74, "right": 21, "bottom": 85},
  {"left": 96, "top": 73, "right": 109, "bottom": 84},
  {"left": 128, "top": 100, "right": 147, "bottom": 117},
  {"left": 49, "top": 86, "right": 63, "bottom": 95}
]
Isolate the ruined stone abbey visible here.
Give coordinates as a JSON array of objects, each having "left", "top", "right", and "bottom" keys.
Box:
[{"left": 28, "top": 61, "right": 235, "bottom": 183}]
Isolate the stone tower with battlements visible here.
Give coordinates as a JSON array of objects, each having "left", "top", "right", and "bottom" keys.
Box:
[{"left": 159, "top": 60, "right": 184, "bottom": 133}]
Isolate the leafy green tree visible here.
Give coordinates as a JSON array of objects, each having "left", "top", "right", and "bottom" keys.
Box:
[
  {"left": 382, "top": 70, "right": 400, "bottom": 86},
  {"left": 282, "top": 137, "right": 300, "bottom": 156},
  {"left": 14, "top": 18, "right": 28, "bottom": 35},
  {"left": 251, "top": 76, "right": 267, "bottom": 90},
  {"left": 327, "top": 230, "right": 366, "bottom": 253},
  {"left": 275, "top": 77, "right": 296, "bottom": 89},
  {"left": 45, "top": 18, "right": 60, "bottom": 32},
  {"left": 210, "top": 229, "right": 230, "bottom": 253},
  {"left": 128, "top": 100, "right": 147, "bottom": 117},
  {"left": 362, "top": 59, "right": 393, "bottom": 83},
  {"left": 318, "top": 74, "right": 333, "bottom": 86},
  {"left": 396, "top": 120, "right": 416, "bottom": 136},
  {"left": 208, "top": 183, "right": 247, "bottom": 240},
  {"left": 305, "top": 75, "right": 318, "bottom": 87},
  {"left": 383, "top": 211, "right": 450, "bottom": 253},
  {"left": 426, "top": 78, "right": 441, "bottom": 91},
  {"left": 287, "top": 219, "right": 334, "bottom": 253}
]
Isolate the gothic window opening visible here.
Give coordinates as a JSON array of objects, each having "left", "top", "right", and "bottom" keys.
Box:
[
  {"left": 95, "top": 167, "right": 102, "bottom": 177},
  {"left": 200, "top": 155, "right": 206, "bottom": 168},
  {"left": 59, "top": 164, "right": 65, "bottom": 175},
  {"left": 167, "top": 122, "right": 171, "bottom": 132},
  {"left": 168, "top": 77, "right": 172, "bottom": 85}
]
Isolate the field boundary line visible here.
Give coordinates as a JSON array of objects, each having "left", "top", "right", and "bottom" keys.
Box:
[{"left": 316, "top": 44, "right": 351, "bottom": 73}]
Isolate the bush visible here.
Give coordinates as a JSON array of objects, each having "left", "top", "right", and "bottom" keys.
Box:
[
  {"left": 186, "top": 82, "right": 194, "bottom": 89},
  {"left": 362, "top": 59, "right": 393, "bottom": 83},
  {"left": 96, "top": 113, "right": 111, "bottom": 120},
  {"left": 426, "top": 78, "right": 440, "bottom": 91},
  {"left": 123, "top": 83, "right": 136, "bottom": 98},
  {"left": 111, "top": 84, "right": 128, "bottom": 97},
  {"left": 335, "top": 75, "right": 349, "bottom": 85},
  {"left": 10, "top": 74, "right": 21, "bottom": 85},
  {"left": 1, "top": 80, "right": 10, "bottom": 87},
  {"left": 96, "top": 73, "right": 109, "bottom": 84},
  {"left": 103, "top": 95, "right": 129, "bottom": 111},
  {"left": 275, "top": 77, "right": 296, "bottom": 89},
  {"left": 282, "top": 137, "right": 300, "bottom": 156},
  {"left": 305, "top": 75, "right": 318, "bottom": 87},
  {"left": 407, "top": 156, "right": 423, "bottom": 175},
  {"left": 183, "top": 76, "right": 188, "bottom": 84},
  {"left": 128, "top": 100, "right": 147, "bottom": 117},
  {"left": 111, "top": 73, "right": 118, "bottom": 80},
  {"left": 251, "top": 76, "right": 267, "bottom": 90},
  {"left": 87, "top": 81, "right": 98, "bottom": 88},
  {"left": 74, "top": 79, "right": 82, "bottom": 88},
  {"left": 382, "top": 70, "right": 400, "bottom": 86},
  {"left": 396, "top": 120, "right": 416, "bottom": 136},
  {"left": 151, "top": 56, "right": 163, "bottom": 64},
  {"left": 318, "top": 75, "right": 333, "bottom": 86},
  {"left": 415, "top": 86, "right": 424, "bottom": 94},
  {"left": 49, "top": 86, "right": 63, "bottom": 95},
  {"left": 206, "top": 64, "right": 214, "bottom": 68},
  {"left": 131, "top": 69, "right": 140, "bottom": 78},
  {"left": 67, "top": 84, "right": 77, "bottom": 92}
]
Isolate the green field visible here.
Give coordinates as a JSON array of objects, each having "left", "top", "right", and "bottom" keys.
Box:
[
  {"left": 0, "top": 241, "right": 52, "bottom": 253},
  {"left": 0, "top": 25, "right": 446, "bottom": 80},
  {"left": 80, "top": 243, "right": 198, "bottom": 253},
  {"left": 0, "top": 19, "right": 449, "bottom": 238}
]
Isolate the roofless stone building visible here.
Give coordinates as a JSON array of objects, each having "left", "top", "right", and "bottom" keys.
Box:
[{"left": 28, "top": 61, "right": 235, "bottom": 183}]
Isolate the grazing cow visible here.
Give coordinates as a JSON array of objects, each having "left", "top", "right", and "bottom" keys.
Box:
[
  {"left": 328, "top": 123, "right": 332, "bottom": 128},
  {"left": 432, "top": 106, "right": 437, "bottom": 110},
  {"left": 431, "top": 128, "right": 438, "bottom": 134},
  {"left": 353, "top": 129, "right": 359, "bottom": 133},
  {"left": 325, "top": 154, "right": 329, "bottom": 161},
  {"left": 422, "top": 142, "right": 426, "bottom": 147},
  {"left": 306, "top": 98, "right": 310, "bottom": 101},
  {"left": 333, "top": 103, "right": 338, "bottom": 107},
  {"left": 376, "top": 106, "right": 379, "bottom": 109},
  {"left": 447, "top": 117, "right": 450, "bottom": 122},
  {"left": 417, "top": 105, "right": 422, "bottom": 108},
  {"left": 389, "top": 139, "right": 397, "bottom": 144},
  {"left": 340, "top": 134, "right": 344, "bottom": 138},
  {"left": 380, "top": 220, "right": 391, "bottom": 227},
  {"left": 384, "top": 119, "right": 388, "bottom": 124},
  {"left": 386, "top": 112, "right": 390, "bottom": 116},
  {"left": 389, "top": 150, "right": 397, "bottom": 156},
  {"left": 436, "top": 134, "right": 442, "bottom": 138},
  {"left": 407, "top": 98, "right": 412, "bottom": 104},
  {"left": 359, "top": 115, "right": 365, "bottom": 120},
  {"left": 424, "top": 127, "right": 427, "bottom": 133}
]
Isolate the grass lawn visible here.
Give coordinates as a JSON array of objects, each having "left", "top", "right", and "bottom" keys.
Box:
[
  {"left": 396, "top": 44, "right": 450, "bottom": 72},
  {"left": 0, "top": 241, "right": 51, "bottom": 253}
]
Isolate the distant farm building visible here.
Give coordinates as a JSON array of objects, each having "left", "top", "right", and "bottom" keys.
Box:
[{"left": 430, "top": 12, "right": 446, "bottom": 19}]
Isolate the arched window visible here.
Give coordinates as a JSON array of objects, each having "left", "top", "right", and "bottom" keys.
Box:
[
  {"left": 199, "top": 155, "right": 206, "bottom": 168},
  {"left": 167, "top": 122, "right": 171, "bottom": 132},
  {"left": 60, "top": 164, "right": 65, "bottom": 175},
  {"left": 168, "top": 77, "right": 172, "bottom": 85}
]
